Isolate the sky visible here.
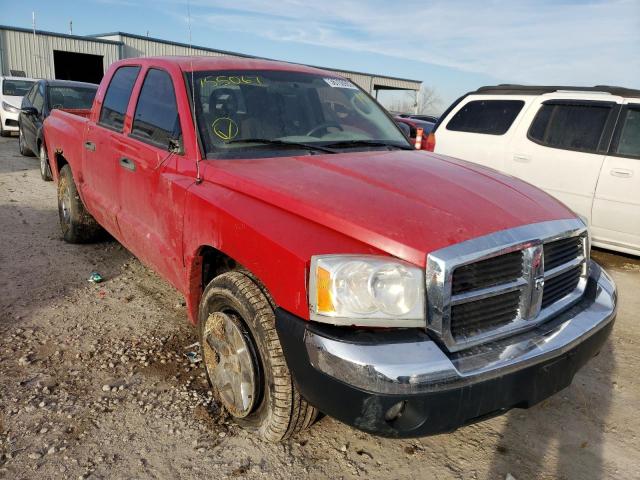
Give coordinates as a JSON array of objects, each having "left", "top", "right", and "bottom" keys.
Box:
[{"left": 1, "top": 0, "right": 639, "bottom": 112}]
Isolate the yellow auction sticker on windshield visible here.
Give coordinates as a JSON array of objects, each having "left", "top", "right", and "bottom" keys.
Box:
[
  {"left": 212, "top": 117, "right": 239, "bottom": 141},
  {"left": 323, "top": 78, "right": 358, "bottom": 89}
]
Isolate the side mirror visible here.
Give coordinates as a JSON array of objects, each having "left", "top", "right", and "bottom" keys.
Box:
[
  {"left": 168, "top": 138, "right": 183, "bottom": 155},
  {"left": 21, "top": 106, "right": 38, "bottom": 116}
]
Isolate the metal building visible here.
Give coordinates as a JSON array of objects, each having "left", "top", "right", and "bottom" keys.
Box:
[
  {"left": 0, "top": 26, "right": 119, "bottom": 82},
  {"left": 0, "top": 25, "right": 421, "bottom": 95}
]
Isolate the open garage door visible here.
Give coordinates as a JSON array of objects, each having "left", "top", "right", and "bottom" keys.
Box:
[{"left": 53, "top": 50, "right": 104, "bottom": 84}]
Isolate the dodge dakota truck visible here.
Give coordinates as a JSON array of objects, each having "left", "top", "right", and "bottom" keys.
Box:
[{"left": 43, "top": 56, "right": 617, "bottom": 442}]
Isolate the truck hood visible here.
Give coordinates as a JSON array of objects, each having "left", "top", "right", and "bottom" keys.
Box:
[{"left": 205, "top": 150, "right": 576, "bottom": 266}]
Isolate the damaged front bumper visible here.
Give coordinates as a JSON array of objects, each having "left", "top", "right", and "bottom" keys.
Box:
[{"left": 275, "top": 261, "right": 616, "bottom": 437}]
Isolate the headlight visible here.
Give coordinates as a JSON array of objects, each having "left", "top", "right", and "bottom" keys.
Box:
[
  {"left": 2, "top": 101, "right": 20, "bottom": 113},
  {"left": 309, "top": 255, "right": 425, "bottom": 327}
]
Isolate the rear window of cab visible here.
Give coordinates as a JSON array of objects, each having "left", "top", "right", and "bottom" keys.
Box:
[{"left": 446, "top": 99, "right": 525, "bottom": 135}]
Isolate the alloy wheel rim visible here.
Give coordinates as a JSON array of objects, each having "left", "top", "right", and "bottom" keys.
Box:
[{"left": 202, "top": 311, "right": 258, "bottom": 417}]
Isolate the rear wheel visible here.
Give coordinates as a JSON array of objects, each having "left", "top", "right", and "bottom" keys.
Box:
[
  {"left": 199, "top": 271, "right": 317, "bottom": 442},
  {"left": 18, "top": 127, "right": 34, "bottom": 156},
  {"left": 39, "top": 144, "right": 52, "bottom": 181},
  {"left": 57, "top": 165, "right": 102, "bottom": 243}
]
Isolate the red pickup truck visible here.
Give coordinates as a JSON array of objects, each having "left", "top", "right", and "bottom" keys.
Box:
[{"left": 44, "top": 56, "right": 617, "bottom": 442}]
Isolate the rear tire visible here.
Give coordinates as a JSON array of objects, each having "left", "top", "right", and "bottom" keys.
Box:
[
  {"left": 39, "top": 144, "right": 52, "bottom": 181},
  {"left": 199, "top": 271, "right": 317, "bottom": 442},
  {"left": 57, "top": 165, "right": 102, "bottom": 243},
  {"left": 18, "top": 127, "right": 34, "bottom": 156}
]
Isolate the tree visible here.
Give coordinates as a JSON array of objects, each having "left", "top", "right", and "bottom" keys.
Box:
[
  {"left": 381, "top": 85, "right": 443, "bottom": 115},
  {"left": 386, "top": 93, "right": 414, "bottom": 114},
  {"left": 416, "top": 85, "right": 442, "bottom": 115}
]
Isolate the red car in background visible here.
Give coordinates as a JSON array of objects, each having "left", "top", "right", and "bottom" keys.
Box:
[{"left": 394, "top": 115, "right": 435, "bottom": 149}]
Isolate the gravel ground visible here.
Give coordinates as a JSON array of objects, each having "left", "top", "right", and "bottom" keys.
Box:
[{"left": 0, "top": 134, "right": 639, "bottom": 480}]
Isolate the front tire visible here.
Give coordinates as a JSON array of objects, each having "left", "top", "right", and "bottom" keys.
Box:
[
  {"left": 18, "top": 127, "right": 34, "bottom": 156},
  {"left": 57, "top": 165, "right": 102, "bottom": 243},
  {"left": 39, "top": 144, "right": 52, "bottom": 181},
  {"left": 199, "top": 271, "right": 317, "bottom": 442}
]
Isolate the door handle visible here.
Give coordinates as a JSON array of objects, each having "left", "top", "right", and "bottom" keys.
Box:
[
  {"left": 119, "top": 157, "right": 136, "bottom": 172},
  {"left": 513, "top": 154, "right": 531, "bottom": 163},
  {"left": 84, "top": 141, "right": 96, "bottom": 152},
  {"left": 610, "top": 168, "right": 633, "bottom": 178}
]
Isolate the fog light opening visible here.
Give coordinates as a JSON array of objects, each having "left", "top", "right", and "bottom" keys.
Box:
[{"left": 384, "top": 400, "right": 407, "bottom": 422}]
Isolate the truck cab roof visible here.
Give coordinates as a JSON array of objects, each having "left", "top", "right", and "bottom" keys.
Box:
[{"left": 116, "top": 55, "right": 338, "bottom": 77}]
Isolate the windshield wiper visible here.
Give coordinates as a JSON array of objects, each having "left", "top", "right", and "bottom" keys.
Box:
[
  {"left": 322, "top": 139, "right": 413, "bottom": 150},
  {"left": 226, "top": 138, "right": 336, "bottom": 154}
]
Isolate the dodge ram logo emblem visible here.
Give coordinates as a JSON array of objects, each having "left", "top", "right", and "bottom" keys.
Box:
[{"left": 535, "top": 277, "right": 545, "bottom": 291}]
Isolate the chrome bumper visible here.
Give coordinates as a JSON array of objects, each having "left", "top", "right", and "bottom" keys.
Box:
[{"left": 305, "top": 261, "right": 616, "bottom": 395}]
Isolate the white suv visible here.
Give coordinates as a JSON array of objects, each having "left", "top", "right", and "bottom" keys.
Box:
[
  {"left": 1, "top": 76, "right": 36, "bottom": 136},
  {"left": 429, "top": 85, "right": 640, "bottom": 256}
]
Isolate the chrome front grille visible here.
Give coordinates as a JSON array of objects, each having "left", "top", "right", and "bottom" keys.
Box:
[
  {"left": 451, "top": 250, "right": 524, "bottom": 294},
  {"left": 541, "top": 265, "right": 582, "bottom": 308},
  {"left": 450, "top": 290, "right": 521, "bottom": 340},
  {"left": 544, "top": 236, "right": 583, "bottom": 271},
  {"left": 426, "top": 219, "right": 589, "bottom": 352}
]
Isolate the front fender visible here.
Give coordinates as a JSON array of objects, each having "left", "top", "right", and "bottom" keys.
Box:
[{"left": 182, "top": 181, "right": 382, "bottom": 324}]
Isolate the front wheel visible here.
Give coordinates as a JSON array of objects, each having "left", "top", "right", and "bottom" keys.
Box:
[
  {"left": 57, "top": 165, "right": 103, "bottom": 243},
  {"left": 18, "top": 127, "right": 34, "bottom": 156},
  {"left": 39, "top": 144, "right": 52, "bottom": 181},
  {"left": 199, "top": 271, "right": 317, "bottom": 442}
]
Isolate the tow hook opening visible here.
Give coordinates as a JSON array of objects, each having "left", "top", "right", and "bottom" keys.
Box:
[{"left": 383, "top": 400, "right": 429, "bottom": 432}]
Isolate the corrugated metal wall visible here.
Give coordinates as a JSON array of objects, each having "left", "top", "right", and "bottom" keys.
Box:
[
  {"left": 337, "top": 71, "right": 373, "bottom": 92},
  {"left": 106, "top": 34, "right": 420, "bottom": 94},
  {"left": 0, "top": 27, "right": 421, "bottom": 94},
  {"left": 0, "top": 28, "right": 119, "bottom": 79},
  {"left": 372, "top": 76, "right": 420, "bottom": 91},
  {"left": 103, "top": 34, "right": 229, "bottom": 60}
]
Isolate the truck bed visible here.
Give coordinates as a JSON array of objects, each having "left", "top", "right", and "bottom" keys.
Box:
[{"left": 43, "top": 108, "right": 91, "bottom": 182}]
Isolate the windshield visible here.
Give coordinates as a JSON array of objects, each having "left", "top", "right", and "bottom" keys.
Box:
[
  {"left": 189, "top": 70, "right": 410, "bottom": 157},
  {"left": 48, "top": 86, "right": 97, "bottom": 110},
  {"left": 2, "top": 79, "right": 35, "bottom": 96}
]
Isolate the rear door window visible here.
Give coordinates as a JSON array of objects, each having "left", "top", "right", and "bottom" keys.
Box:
[
  {"left": 99, "top": 66, "right": 140, "bottom": 131},
  {"left": 48, "top": 86, "right": 97, "bottom": 110},
  {"left": 446, "top": 100, "right": 525, "bottom": 135},
  {"left": 528, "top": 102, "right": 613, "bottom": 153},
  {"left": 612, "top": 107, "right": 640, "bottom": 158},
  {"left": 131, "top": 69, "right": 181, "bottom": 150}
]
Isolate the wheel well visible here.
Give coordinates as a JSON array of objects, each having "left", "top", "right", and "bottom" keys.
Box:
[
  {"left": 186, "top": 246, "right": 275, "bottom": 324},
  {"left": 200, "top": 246, "right": 240, "bottom": 288},
  {"left": 54, "top": 152, "right": 68, "bottom": 175}
]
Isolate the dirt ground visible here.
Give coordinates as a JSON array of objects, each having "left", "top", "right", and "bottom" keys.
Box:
[{"left": 0, "top": 134, "right": 638, "bottom": 480}]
